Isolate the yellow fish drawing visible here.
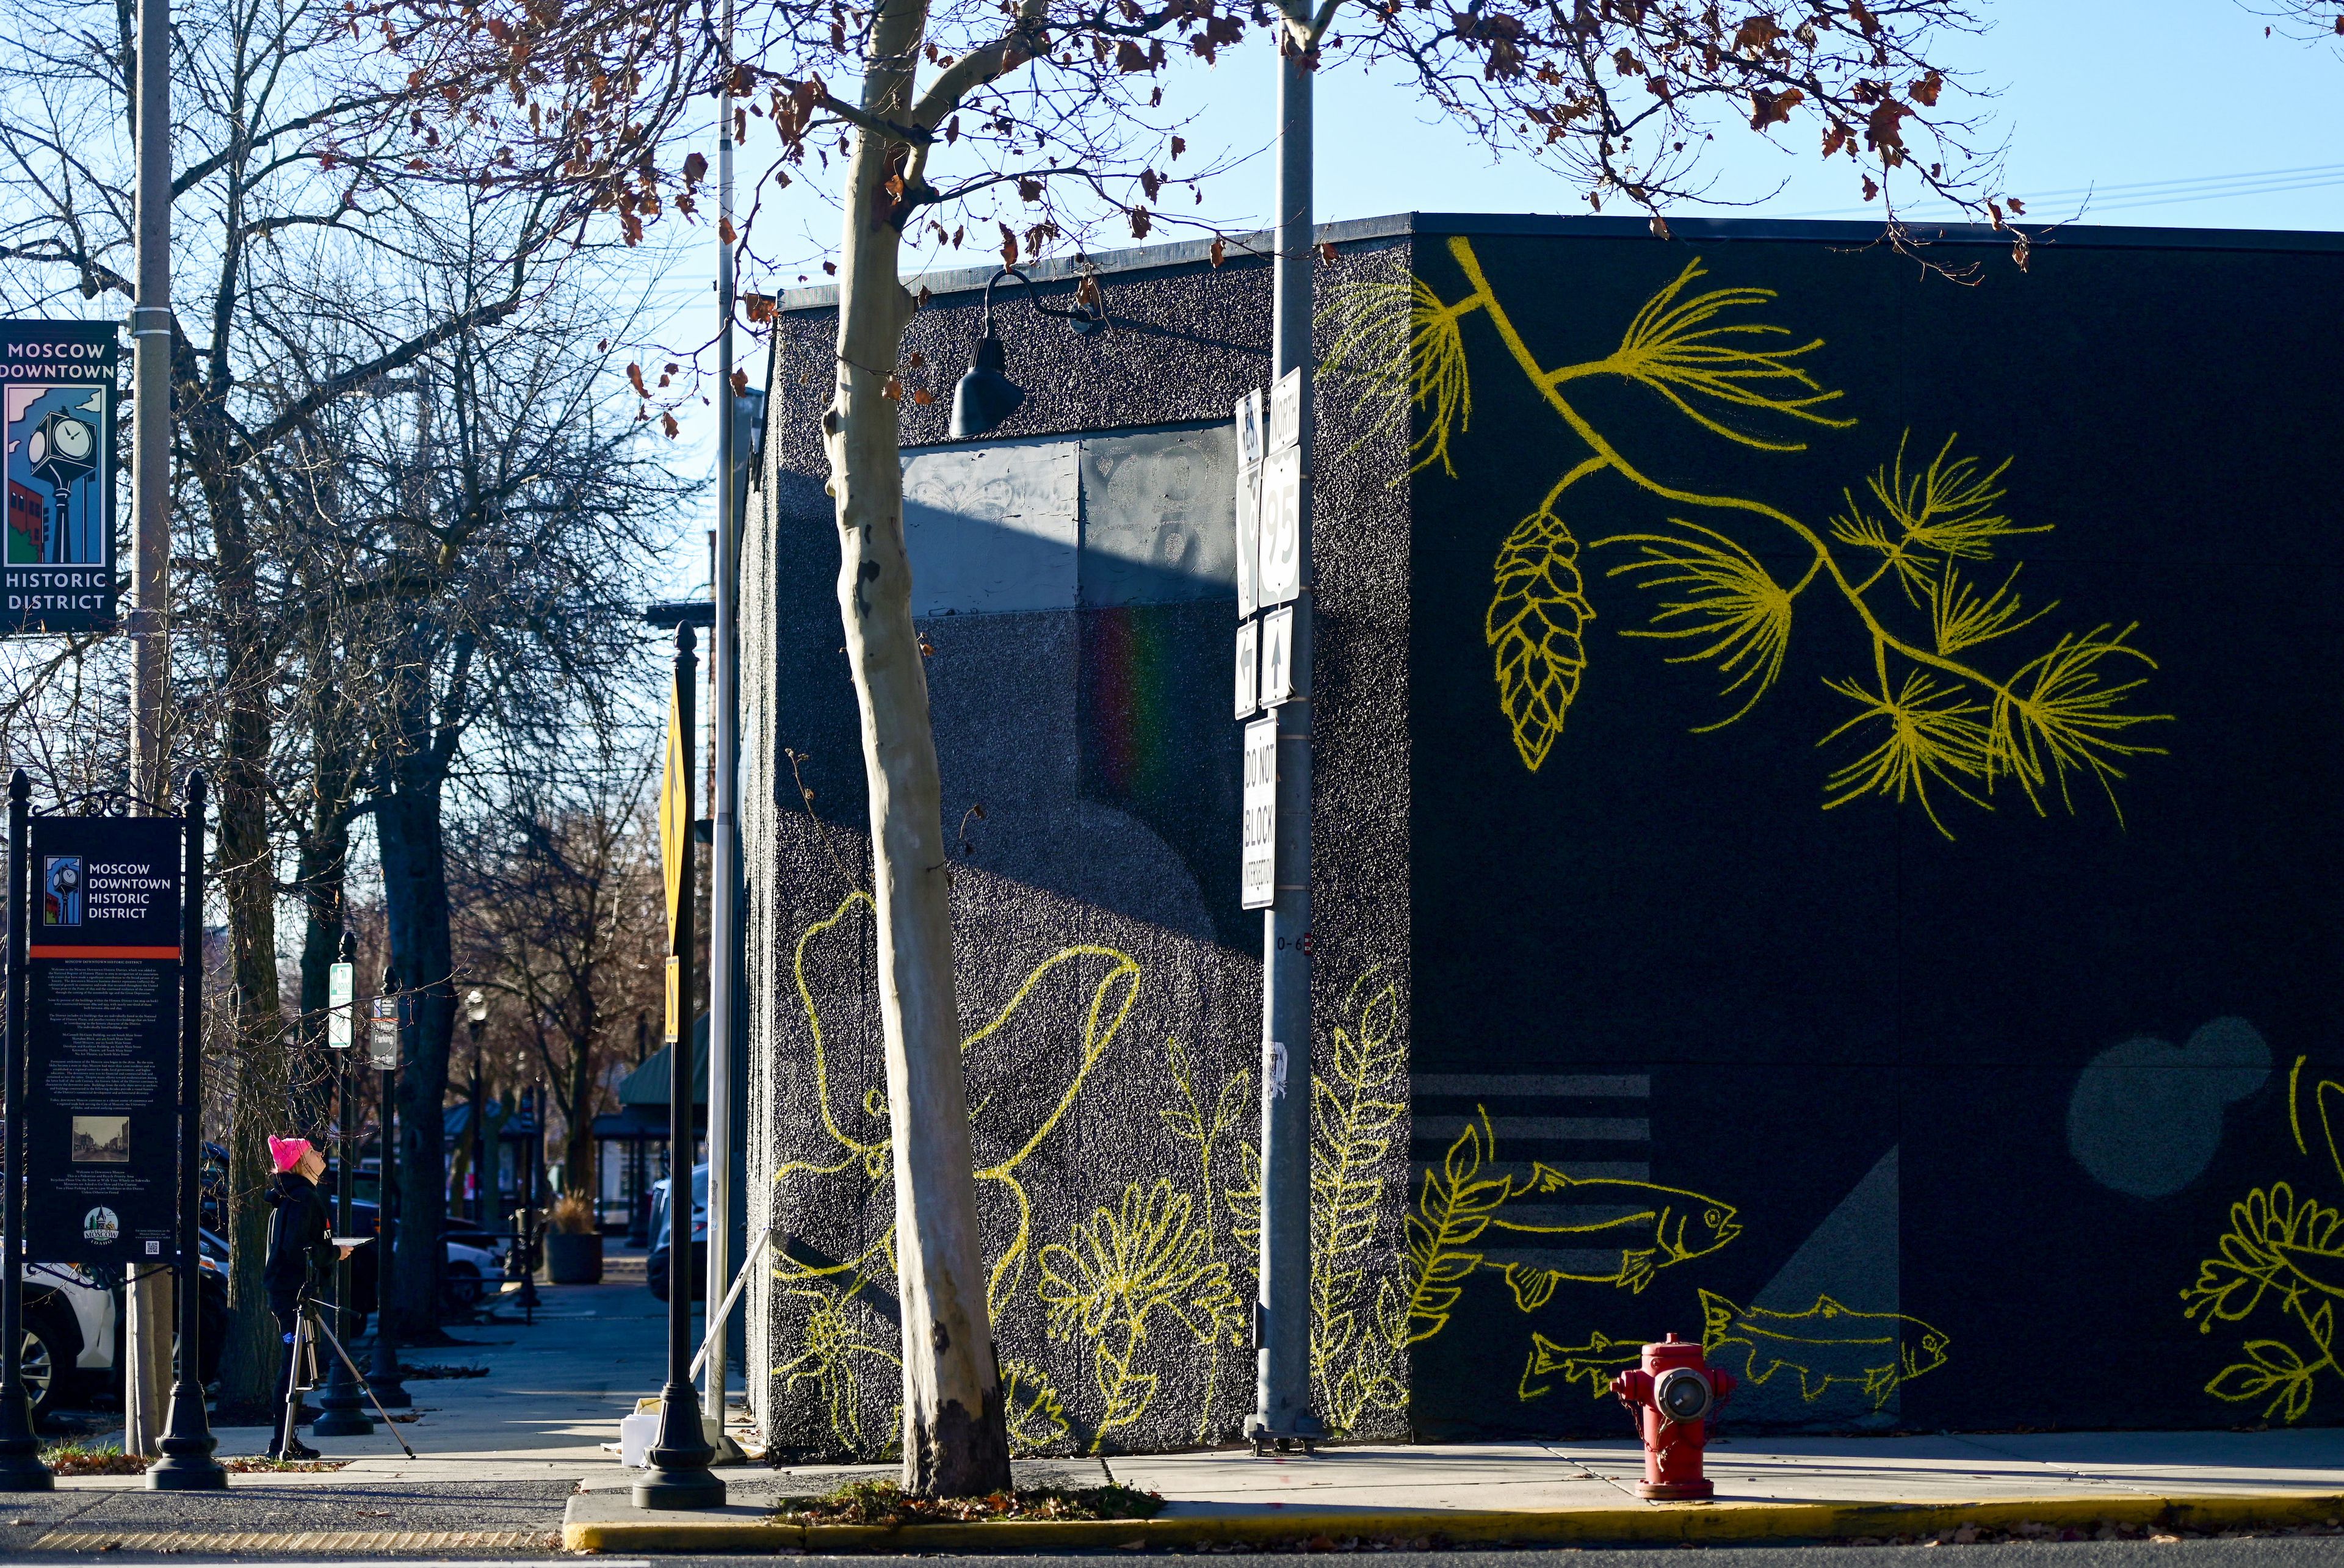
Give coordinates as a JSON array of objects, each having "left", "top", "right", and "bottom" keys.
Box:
[
  {"left": 1699, "top": 1290, "right": 1950, "bottom": 1410},
  {"left": 1493, "top": 1168, "right": 1741, "bottom": 1302},
  {"left": 1516, "top": 1329, "right": 1646, "bottom": 1402}
]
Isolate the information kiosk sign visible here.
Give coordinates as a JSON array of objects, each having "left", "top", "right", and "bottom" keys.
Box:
[{"left": 21, "top": 815, "right": 181, "bottom": 1264}]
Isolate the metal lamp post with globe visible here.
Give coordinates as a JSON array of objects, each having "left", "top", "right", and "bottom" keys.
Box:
[{"left": 24, "top": 410, "right": 96, "bottom": 563}]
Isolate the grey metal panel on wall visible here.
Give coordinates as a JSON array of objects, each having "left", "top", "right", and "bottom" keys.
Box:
[
  {"left": 899, "top": 423, "right": 1236, "bottom": 616},
  {"left": 900, "top": 438, "right": 1080, "bottom": 615},
  {"left": 1078, "top": 425, "right": 1238, "bottom": 607}
]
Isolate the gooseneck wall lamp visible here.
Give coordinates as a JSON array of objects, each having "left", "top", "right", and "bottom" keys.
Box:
[{"left": 947, "top": 266, "right": 1109, "bottom": 439}]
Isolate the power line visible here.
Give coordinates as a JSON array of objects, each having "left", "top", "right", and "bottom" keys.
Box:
[{"left": 1769, "top": 161, "right": 2344, "bottom": 222}]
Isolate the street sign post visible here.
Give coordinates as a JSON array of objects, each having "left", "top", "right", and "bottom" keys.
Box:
[
  {"left": 1, "top": 322, "right": 119, "bottom": 636},
  {"left": 636, "top": 621, "right": 723, "bottom": 1510},
  {"left": 146, "top": 773, "right": 225, "bottom": 1489},
  {"left": 1240, "top": 717, "right": 1278, "bottom": 912}
]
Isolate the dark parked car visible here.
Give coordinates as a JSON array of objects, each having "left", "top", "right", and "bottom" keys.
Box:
[{"left": 645, "top": 1165, "right": 708, "bottom": 1304}]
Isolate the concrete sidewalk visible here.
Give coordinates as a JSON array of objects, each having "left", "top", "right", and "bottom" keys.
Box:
[{"left": 561, "top": 1429, "right": 2344, "bottom": 1552}]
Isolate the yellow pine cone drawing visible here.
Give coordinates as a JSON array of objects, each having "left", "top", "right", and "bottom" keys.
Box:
[{"left": 1488, "top": 507, "right": 1596, "bottom": 771}]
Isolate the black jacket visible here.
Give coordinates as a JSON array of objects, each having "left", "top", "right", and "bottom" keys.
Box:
[{"left": 262, "top": 1172, "right": 336, "bottom": 1302}]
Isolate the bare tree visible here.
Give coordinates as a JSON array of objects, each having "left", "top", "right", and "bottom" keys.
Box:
[
  {"left": 456, "top": 747, "right": 664, "bottom": 1199},
  {"left": 361, "top": 0, "right": 2024, "bottom": 1495}
]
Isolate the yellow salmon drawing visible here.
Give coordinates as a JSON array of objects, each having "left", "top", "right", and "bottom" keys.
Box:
[
  {"left": 1517, "top": 1329, "right": 1646, "bottom": 1402},
  {"left": 1492, "top": 1169, "right": 1741, "bottom": 1299},
  {"left": 1699, "top": 1290, "right": 1950, "bottom": 1409}
]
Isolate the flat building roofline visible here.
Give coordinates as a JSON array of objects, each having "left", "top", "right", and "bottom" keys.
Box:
[{"left": 771, "top": 209, "right": 2344, "bottom": 316}]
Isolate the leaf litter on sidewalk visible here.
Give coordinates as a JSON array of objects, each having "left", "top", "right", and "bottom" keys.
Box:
[{"left": 772, "top": 1478, "right": 1163, "bottom": 1525}]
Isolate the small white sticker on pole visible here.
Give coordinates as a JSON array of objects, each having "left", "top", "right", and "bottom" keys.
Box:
[
  {"left": 327, "top": 962, "right": 353, "bottom": 1049},
  {"left": 1257, "top": 445, "right": 1302, "bottom": 608},
  {"left": 1235, "top": 618, "right": 1261, "bottom": 720},
  {"left": 1260, "top": 604, "right": 1298, "bottom": 707},
  {"left": 1241, "top": 715, "right": 1278, "bottom": 911}
]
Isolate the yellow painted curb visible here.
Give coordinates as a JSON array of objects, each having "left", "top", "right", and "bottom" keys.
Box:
[{"left": 562, "top": 1491, "right": 2344, "bottom": 1553}]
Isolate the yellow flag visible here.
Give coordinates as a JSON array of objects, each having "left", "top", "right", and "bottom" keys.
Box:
[{"left": 660, "top": 671, "right": 689, "bottom": 944}]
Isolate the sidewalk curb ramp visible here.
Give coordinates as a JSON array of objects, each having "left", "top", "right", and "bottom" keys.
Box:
[{"left": 562, "top": 1492, "right": 2344, "bottom": 1553}]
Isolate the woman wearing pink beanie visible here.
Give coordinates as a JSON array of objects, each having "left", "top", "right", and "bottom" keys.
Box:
[{"left": 262, "top": 1135, "right": 344, "bottom": 1459}]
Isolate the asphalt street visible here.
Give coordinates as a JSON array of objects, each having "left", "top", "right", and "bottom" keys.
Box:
[{"left": 0, "top": 1535, "right": 2341, "bottom": 1563}]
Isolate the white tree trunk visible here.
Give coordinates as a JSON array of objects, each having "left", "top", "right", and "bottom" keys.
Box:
[{"left": 824, "top": 35, "right": 1010, "bottom": 1494}]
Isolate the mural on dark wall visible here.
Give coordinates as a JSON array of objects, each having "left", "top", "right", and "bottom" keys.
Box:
[
  {"left": 1323, "top": 234, "right": 2172, "bottom": 831},
  {"left": 742, "top": 222, "right": 2344, "bottom": 1458},
  {"left": 743, "top": 367, "right": 1414, "bottom": 1459},
  {"left": 1381, "top": 225, "right": 2344, "bottom": 1440}
]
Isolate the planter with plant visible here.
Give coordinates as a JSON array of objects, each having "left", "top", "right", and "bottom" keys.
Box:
[{"left": 544, "top": 1194, "right": 603, "bottom": 1284}]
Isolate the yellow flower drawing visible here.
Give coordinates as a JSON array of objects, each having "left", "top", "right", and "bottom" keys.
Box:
[
  {"left": 2188, "top": 1060, "right": 2344, "bottom": 1422},
  {"left": 1040, "top": 1179, "right": 1245, "bottom": 1451}
]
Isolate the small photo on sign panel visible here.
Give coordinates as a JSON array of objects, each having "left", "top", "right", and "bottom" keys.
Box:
[{"left": 71, "top": 1115, "right": 129, "bottom": 1164}]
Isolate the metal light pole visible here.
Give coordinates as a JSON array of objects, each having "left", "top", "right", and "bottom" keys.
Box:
[
  {"left": 466, "top": 990, "right": 488, "bottom": 1224},
  {"left": 626, "top": 1013, "right": 650, "bottom": 1249},
  {"left": 1243, "top": 9, "right": 1325, "bottom": 1454},
  {"left": 0, "top": 773, "right": 52, "bottom": 1491},
  {"left": 314, "top": 933, "right": 373, "bottom": 1437},
  {"left": 703, "top": 0, "right": 745, "bottom": 1462},
  {"left": 148, "top": 771, "right": 226, "bottom": 1490},
  {"left": 367, "top": 967, "right": 411, "bottom": 1408},
  {"left": 122, "top": 0, "right": 176, "bottom": 1445},
  {"left": 635, "top": 623, "right": 724, "bottom": 1511}
]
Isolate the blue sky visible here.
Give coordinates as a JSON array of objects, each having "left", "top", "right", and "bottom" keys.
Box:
[
  {"left": 1243, "top": 0, "right": 2344, "bottom": 233},
  {"left": 652, "top": 1, "right": 2344, "bottom": 593}
]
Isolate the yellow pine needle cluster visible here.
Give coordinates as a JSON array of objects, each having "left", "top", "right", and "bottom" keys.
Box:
[
  {"left": 1317, "top": 273, "right": 1472, "bottom": 475},
  {"left": 1314, "top": 235, "right": 2172, "bottom": 833},
  {"left": 1572, "top": 259, "right": 1854, "bottom": 451},
  {"left": 1606, "top": 521, "right": 1796, "bottom": 730}
]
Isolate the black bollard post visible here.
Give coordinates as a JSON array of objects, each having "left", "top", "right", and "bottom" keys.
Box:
[
  {"left": 366, "top": 967, "right": 410, "bottom": 1409},
  {"left": 634, "top": 624, "right": 722, "bottom": 1511},
  {"left": 516, "top": 1086, "right": 540, "bottom": 1317},
  {"left": 149, "top": 770, "right": 226, "bottom": 1490},
  {"left": 0, "top": 771, "right": 52, "bottom": 1491},
  {"left": 314, "top": 938, "right": 372, "bottom": 1438}
]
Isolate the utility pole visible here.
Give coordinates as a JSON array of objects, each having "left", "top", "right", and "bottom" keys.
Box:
[
  {"left": 703, "top": 0, "right": 745, "bottom": 1465},
  {"left": 1243, "top": 7, "right": 1323, "bottom": 1455},
  {"left": 121, "top": 0, "right": 175, "bottom": 1457}
]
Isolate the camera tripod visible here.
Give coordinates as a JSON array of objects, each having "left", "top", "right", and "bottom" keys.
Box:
[{"left": 278, "top": 1285, "right": 418, "bottom": 1461}]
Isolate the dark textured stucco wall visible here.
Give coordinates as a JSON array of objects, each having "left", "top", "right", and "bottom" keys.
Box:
[
  {"left": 743, "top": 213, "right": 2344, "bottom": 1458},
  {"left": 740, "top": 237, "right": 1414, "bottom": 1459}
]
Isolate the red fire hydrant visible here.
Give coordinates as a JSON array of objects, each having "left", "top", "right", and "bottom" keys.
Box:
[{"left": 1608, "top": 1332, "right": 1735, "bottom": 1500}]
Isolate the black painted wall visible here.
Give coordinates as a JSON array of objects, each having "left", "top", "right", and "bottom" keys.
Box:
[{"left": 740, "top": 214, "right": 2344, "bottom": 1455}]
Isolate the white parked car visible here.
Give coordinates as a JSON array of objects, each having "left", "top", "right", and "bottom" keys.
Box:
[{"left": 19, "top": 1237, "right": 228, "bottom": 1420}]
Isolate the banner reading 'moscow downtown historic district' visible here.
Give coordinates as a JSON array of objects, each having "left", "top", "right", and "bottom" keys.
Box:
[
  {"left": 23, "top": 816, "right": 183, "bottom": 1265},
  {"left": 1, "top": 320, "right": 118, "bottom": 635}
]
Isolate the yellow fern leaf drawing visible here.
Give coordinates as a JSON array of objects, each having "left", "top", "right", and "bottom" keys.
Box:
[{"left": 1488, "top": 507, "right": 1596, "bottom": 772}]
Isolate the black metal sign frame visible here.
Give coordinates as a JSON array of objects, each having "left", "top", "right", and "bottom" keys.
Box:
[{"left": 21, "top": 800, "right": 183, "bottom": 1265}]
